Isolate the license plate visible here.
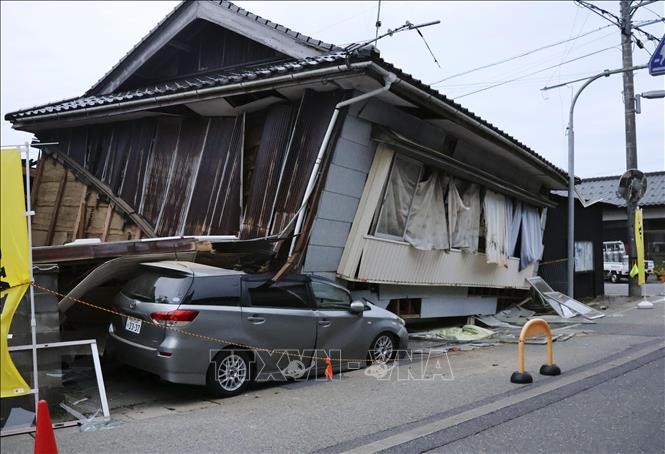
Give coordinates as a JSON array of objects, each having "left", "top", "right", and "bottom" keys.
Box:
[{"left": 125, "top": 317, "right": 142, "bottom": 334}]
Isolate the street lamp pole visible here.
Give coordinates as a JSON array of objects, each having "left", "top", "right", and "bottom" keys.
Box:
[{"left": 543, "top": 64, "right": 647, "bottom": 298}]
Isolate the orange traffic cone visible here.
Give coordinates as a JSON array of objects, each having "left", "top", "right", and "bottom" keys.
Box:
[
  {"left": 324, "top": 357, "right": 333, "bottom": 381},
  {"left": 34, "top": 400, "right": 58, "bottom": 454}
]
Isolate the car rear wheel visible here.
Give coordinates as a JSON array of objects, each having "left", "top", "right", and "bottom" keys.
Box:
[
  {"left": 368, "top": 333, "right": 396, "bottom": 364},
  {"left": 206, "top": 351, "right": 252, "bottom": 397}
]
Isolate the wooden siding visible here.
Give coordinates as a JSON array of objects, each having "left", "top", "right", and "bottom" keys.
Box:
[
  {"left": 31, "top": 157, "right": 142, "bottom": 247},
  {"left": 117, "top": 19, "right": 288, "bottom": 93}
]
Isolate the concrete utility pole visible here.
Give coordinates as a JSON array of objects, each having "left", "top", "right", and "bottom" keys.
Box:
[{"left": 619, "top": 0, "right": 640, "bottom": 297}]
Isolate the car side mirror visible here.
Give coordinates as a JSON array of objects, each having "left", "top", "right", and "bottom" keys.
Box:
[{"left": 349, "top": 301, "right": 365, "bottom": 314}]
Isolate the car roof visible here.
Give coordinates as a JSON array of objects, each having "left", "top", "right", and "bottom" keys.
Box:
[{"left": 139, "top": 261, "right": 245, "bottom": 277}]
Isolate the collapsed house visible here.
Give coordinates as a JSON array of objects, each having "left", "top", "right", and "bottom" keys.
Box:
[{"left": 5, "top": 0, "right": 570, "bottom": 323}]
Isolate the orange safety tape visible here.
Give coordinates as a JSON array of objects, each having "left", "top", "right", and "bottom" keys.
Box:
[{"left": 31, "top": 282, "right": 379, "bottom": 363}]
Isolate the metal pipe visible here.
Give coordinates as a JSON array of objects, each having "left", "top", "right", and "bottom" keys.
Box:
[
  {"left": 560, "top": 66, "right": 643, "bottom": 297},
  {"left": 23, "top": 142, "right": 40, "bottom": 410},
  {"left": 288, "top": 71, "right": 397, "bottom": 256}
]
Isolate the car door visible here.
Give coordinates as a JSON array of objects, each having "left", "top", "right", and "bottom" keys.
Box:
[
  {"left": 241, "top": 277, "right": 318, "bottom": 380},
  {"left": 311, "top": 281, "right": 372, "bottom": 371}
]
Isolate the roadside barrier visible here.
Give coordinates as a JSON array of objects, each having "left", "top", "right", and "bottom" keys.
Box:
[
  {"left": 34, "top": 399, "right": 58, "bottom": 454},
  {"left": 510, "top": 318, "right": 561, "bottom": 384},
  {"left": 31, "top": 282, "right": 378, "bottom": 366}
]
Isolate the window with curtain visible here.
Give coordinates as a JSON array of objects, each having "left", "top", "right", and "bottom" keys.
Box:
[{"left": 374, "top": 155, "right": 422, "bottom": 239}]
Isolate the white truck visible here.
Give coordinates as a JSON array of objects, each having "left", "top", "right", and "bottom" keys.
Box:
[{"left": 603, "top": 241, "right": 654, "bottom": 283}]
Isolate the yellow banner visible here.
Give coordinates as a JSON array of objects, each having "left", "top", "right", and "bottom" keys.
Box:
[
  {"left": 1, "top": 149, "right": 30, "bottom": 288},
  {"left": 0, "top": 148, "right": 32, "bottom": 398},
  {"left": 0, "top": 284, "right": 31, "bottom": 397},
  {"left": 635, "top": 207, "right": 645, "bottom": 286}
]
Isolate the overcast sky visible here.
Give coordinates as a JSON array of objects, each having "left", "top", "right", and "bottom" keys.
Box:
[{"left": 1, "top": 1, "right": 663, "bottom": 178}]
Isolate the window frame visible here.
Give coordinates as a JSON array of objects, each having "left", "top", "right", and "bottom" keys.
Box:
[
  {"left": 310, "top": 281, "right": 353, "bottom": 311},
  {"left": 371, "top": 154, "right": 424, "bottom": 241},
  {"left": 241, "top": 277, "right": 315, "bottom": 310}
]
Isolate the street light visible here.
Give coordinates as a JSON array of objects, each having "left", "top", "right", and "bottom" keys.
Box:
[
  {"left": 542, "top": 65, "right": 647, "bottom": 298},
  {"left": 635, "top": 90, "right": 665, "bottom": 114}
]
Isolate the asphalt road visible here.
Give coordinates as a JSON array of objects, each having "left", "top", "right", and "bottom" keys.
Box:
[
  {"left": 427, "top": 357, "right": 665, "bottom": 453},
  {"left": 604, "top": 281, "right": 665, "bottom": 296},
  {"left": 2, "top": 298, "right": 663, "bottom": 453}
]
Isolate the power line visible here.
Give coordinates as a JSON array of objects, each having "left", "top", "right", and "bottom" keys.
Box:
[
  {"left": 545, "top": 7, "right": 590, "bottom": 88},
  {"left": 429, "top": 23, "right": 613, "bottom": 86},
  {"left": 575, "top": 1, "right": 659, "bottom": 51},
  {"left": 452, "top": 46, "right": 619, "bottom": 99}
]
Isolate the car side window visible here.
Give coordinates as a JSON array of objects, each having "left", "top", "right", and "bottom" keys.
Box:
[
  {"left": 190, "top": 276, "right": 241, "bottom": 306},
  {"left": 247, "top": 281, "right": 311, "bottom": 309},
  {"left": 311, "top": 282, "right": 351, "bottom": 310}
]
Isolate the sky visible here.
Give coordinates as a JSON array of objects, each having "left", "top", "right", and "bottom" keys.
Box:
[{"left": 1, "top": 0, "right": 663, "bottom": 178}]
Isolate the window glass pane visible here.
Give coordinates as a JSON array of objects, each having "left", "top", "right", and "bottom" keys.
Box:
[
  {"left": 190, "top": 276, "right": 241, "bottom": 306},
  {"left": 376, "top": 156, "right": 421, "bottom": 237},
  {"left": 121, "top": 270, "right": 192, "bottom": 303},
  {"left": 311, "top": 282, "right": 351, "bottom": 310},
  {"left": 248, "top": 283, "right": 310, "bottom": 309}
]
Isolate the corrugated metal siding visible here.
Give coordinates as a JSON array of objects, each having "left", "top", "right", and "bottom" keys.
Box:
[
  {"left": 184, "top": 116, "right": 243, "bottom": 235},
  {"left": 354, "top": 236, "right": 535, "bottom": 288},
  {"left": 38, "top": 89, "right": 344, "bottom": 242},
  {"left": 118, "top": 119, "right": 157, "bottom": 209},
  {"left": 155, "top": 117, "right": 209, "bottom": 235},
  {"left": 240, "top": 103, "right": 296, "bottom": 238},
  {"left": 140, "top": 117, "right": 182, "bottom": 225},
  {"left": 269, "top": 89, "right": 341, "bottom": 235}
]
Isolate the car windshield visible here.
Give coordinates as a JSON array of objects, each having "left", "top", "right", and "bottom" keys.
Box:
[{"left": 122, "top": 270, "right": 192, "bottom": 303}]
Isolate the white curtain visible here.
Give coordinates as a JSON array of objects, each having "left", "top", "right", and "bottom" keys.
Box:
[
  {"left": 404, "top": 171, "right": 449, "bottom": 250},
  {"left": 449, "top": 180, "right": 481, "bottom": 252},
  {"left": 376, "top": 157, "right": 420, "bottom": 237},
  {"left": 505, "top": 198, "right": 522, "bottom": 257},
  {"left": 483, "top": 190, "right": 508, "bottom": 266},
  {"left": 520, "top": 205, "right": 544, "bottom": 270}
]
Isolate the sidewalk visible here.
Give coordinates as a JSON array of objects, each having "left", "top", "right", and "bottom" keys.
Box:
[{"left": 3, "top": 296, "right": 664, "bottom": 453}]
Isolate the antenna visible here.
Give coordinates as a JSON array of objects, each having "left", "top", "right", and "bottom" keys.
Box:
[
  {"left": 375, "top": 0, "right": 382, "bottom": 41},
  {"left": 345, "top": 20, "right": 441, "bottom": 56}
]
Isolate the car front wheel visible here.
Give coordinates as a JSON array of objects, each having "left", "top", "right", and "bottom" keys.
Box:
[
  {"left": 368, "top": 333, "right": 396, "bottom": 364},
  {"left": 206, "top": 350, "right": 252, "bottom": 397}
]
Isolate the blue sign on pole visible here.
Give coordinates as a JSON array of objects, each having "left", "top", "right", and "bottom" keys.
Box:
[{"left": 649, "top": 35, "right": 665, "bottom": 76}]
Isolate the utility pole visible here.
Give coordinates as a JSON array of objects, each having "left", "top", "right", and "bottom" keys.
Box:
[{"left": 619, "top": 0, "right": 640, "bottom": 297}]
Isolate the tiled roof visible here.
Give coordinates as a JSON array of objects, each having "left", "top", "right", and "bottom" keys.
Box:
[
  {"left": 5, "top": 49, "right": 569, "bottom": 183},
  {"left": 576, "top": 171, "right": 665, "bottom": 207},
  {"left": 215, "top": 0, "right": 337, "bottom": 52},
  {"left": 5, "top": 52, "right": 351, "bottom": 119}
]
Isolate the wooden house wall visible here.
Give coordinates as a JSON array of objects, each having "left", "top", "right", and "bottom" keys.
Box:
[
  {"left": 35, "top": 89, "right": 342, "bottom": 246},
  {"left": 118, "top": 19, "right": 288, "bottom": 92},
  {"left": 30, "top": 158, "right": 143, "bottom": 246}
]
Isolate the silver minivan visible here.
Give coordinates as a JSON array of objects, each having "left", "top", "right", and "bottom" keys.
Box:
[{"left": 105, "top": 261, "right": 408, "bottom": 396}]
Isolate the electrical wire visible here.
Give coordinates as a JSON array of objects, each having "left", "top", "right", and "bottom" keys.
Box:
[
  {"left": 452, "top": 46, "right": 619, "bottom": 100},
  {"left": 441, "top": 28, "right": 617, "bottom": 90},
  {"left": 545, "top": 7, "right": 590, "bottom": 88},
  {"left": 429, "top": 23, "right": 613, "bottom": 86}
]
